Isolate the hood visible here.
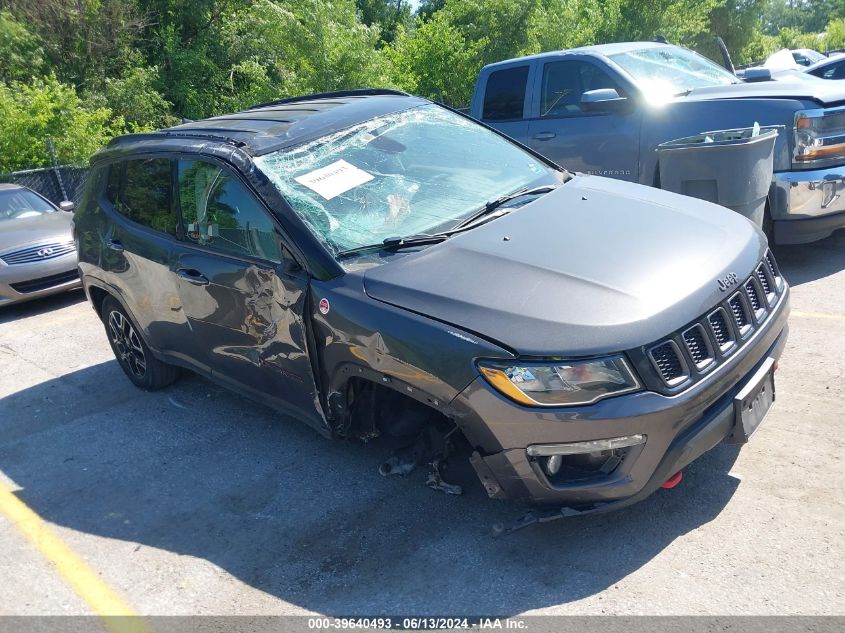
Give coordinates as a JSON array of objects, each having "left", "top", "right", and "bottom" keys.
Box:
[
  {"left": 363, "top": 175, "right": 765, "bottom": 357},
  {"left": 0, "top": 212, "right": 74, "bottom": 254},
  {"left": 681, "top": 72, "right": 845, "bottom": 106}
]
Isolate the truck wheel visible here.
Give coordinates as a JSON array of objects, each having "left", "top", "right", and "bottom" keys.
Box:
[{"left": 102, "top": 296, "right": 179, "bottom": 390}]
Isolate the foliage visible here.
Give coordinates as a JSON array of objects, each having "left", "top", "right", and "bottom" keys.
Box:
[
  {"left": 355, "top": 0, "right": 412, "bottom": 44},
  {"left": 0, "top": 76, "right": 123, "bottom": 172},
  {"left": 388, "top": 11, "right": 483, "bottom": 104},
  {"left": 0, "top": 9, "right": 44, "bottom": 82},
  {"left": 1, "top": 0, "right": 844, "bottom": 171},
  {"left": 761, "top": 0, "right": 845, "bottom": 35}
]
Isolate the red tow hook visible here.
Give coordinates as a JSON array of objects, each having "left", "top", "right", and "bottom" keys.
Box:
[{"left": 661, "top": 471, "right": 683, "bottom": 489}]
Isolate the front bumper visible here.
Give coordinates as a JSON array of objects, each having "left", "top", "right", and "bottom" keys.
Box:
[
  {"left": 771, "top": 167, "right": 845, "bottom": 243},
  {"left": 0, "top": 256, "right": 81, "bottom": 306},
  {"left": 453, "top": 288, "right": 790, "bottom": 508}
]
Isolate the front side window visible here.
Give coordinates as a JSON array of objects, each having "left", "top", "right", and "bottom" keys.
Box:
[
  {"left": 254, "top": 105, "right": 558, "bottom": 256},
  {"left": 609, "top": 46, "right": 738, "bottom": 101},
  {"left": 483, "top": 66, "right": 529, "bottom": 121},
  {"left": 106, "top": 158, "right": 176, "bottom": 236},
  {"left": 177, "top": 160, "right": 280, "bottom": 262},
  {"left": 818, "top": 62, "right": 845, "bottom": 80},
  {"left": 0, "top": 188, "right": 55, "bottom": 221},
  {"left": 541, "top": 61, "right": 622, "bottom": 117}
]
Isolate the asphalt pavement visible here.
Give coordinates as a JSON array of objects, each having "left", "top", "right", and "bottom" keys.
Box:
[{"left": 0, "top": 232, "right": 843, "bottom": 618}]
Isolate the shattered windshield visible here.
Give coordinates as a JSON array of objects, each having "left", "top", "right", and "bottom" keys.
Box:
[
  {"left": 254, "top": 105, "right": 558, "bottom": 255},
  {"left": 610, "top": 46, "right": 738, "bottom": 101}
]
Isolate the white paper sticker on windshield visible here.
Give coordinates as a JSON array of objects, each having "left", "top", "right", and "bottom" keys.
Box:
[{"left": 294, "top": 159, "right": 374, "bottom": 200}]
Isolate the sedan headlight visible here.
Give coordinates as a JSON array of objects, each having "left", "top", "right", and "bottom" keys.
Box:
[
  {"left": 794, "top": 107, "right": 845, "bottom": 166},
  {"left": 478, "top": 356, "right": 641, "bottom": 407}
]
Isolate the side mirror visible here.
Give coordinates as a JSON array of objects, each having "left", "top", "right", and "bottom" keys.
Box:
[
  {"left": 581, "top": 88, "right": 630, "bottom": 113},
  {"left": 59, "top": 200, "right": 75, "bottom": 212}
]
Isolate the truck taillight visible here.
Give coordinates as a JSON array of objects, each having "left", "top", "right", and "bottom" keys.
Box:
[{"left": 794, "top": 107, "right": 845, "bottom": 166}]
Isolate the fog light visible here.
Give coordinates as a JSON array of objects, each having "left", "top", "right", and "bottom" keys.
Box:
[
  {"left": 526, "top": 434, "right": 646, "bottom": 457},
  {"left": 544, "top": 454, "right": 562, "bottom": 476}
]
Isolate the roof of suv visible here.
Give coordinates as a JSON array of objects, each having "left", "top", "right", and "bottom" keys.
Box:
[{"left": 98, "top": 89, "right": 429, "bottom": 159}]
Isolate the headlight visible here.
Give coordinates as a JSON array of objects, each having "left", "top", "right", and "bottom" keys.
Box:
[
  {"left": 478, "top": 356, "right": 641, "bottom": 407},
  {"left": 794, "top": 108, "right": 845, "bottom": 166}
]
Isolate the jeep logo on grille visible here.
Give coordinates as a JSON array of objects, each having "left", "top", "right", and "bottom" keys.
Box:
[
  {"left": 718, "top": 272, "right": 739, "bottom": 291},
  {"left": 37, "top": 247, "right": 54, "bottom": 258}
]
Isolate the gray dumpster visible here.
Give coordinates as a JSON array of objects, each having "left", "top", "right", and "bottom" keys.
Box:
[{"left": 656, "top": 126, "right": 779, "bottom": 227}]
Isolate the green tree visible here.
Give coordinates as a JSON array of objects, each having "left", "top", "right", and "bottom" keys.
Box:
[
  {"left": 0, "top": 9, "right": 44, "bottom": 82},
  {"left": 356, "top": 0, "right": 412, "bottom": 44},
  {"left": 388, "top": 10, "right": 482, "bottom": 104},
  {"left": 0, "top": 76, "right": 122, "bottom": 172}
]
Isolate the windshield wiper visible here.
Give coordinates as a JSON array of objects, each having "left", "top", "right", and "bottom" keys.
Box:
[
  {"left": 336, "top": 185, "right": 558, "bottom": 258},
  {"left": 337, "top": 233, "right": 448, "bottom": 258},
  {"left": 450, "top": 184, "right": 558, "bottom": 232}
]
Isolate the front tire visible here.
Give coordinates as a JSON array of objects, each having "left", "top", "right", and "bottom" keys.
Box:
[{"left": 102, "top": 296, "right": 179, "bottom": 390}]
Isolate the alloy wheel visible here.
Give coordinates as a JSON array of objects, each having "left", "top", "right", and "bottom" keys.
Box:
[{"left": 108, "top": 310, "right": 147, "bottom": 378}]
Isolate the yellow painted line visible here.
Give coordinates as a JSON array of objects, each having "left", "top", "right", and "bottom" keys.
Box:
[
  {"left": 0, "top": 479, "right": 150, "bottom": 633},
  {"left": 791, "top": 309, "right": 845, "bottom": 321}
]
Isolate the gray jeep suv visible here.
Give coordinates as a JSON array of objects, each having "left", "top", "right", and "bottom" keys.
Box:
[{"left": 74, "top": 90, "right": 789, "bottom": 521}]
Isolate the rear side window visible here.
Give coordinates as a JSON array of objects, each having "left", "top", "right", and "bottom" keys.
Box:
[
  {"left": 106, "top": 159, "right": 176, "bottom": 236},
  {"left": 483, "top": 66, "right": 529, "bottom": 121},
  {"left": 177, "top": 159, "right": 280, "bottom": 262}
]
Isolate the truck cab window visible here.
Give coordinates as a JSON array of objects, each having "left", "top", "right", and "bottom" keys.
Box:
[
  {"left": 541, "top": 61, "right": 622, "bottom": 118},
  {"left": 483, "top": 66, "right": 529, "bottom": 121}
]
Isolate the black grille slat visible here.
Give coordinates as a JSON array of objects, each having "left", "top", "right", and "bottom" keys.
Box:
[
  {"left": 683, "top": 325, "right": 712, "bottom": 366},
  {"left": 765, "top": 250, "right": 782, "bottom": 285},
  {"left": 756, "top": 265, "right": 772, "bottom": 295},
  {"left": 650, "top": 342, "right": 686, "bottom": 383},
  {"left": 708, "top": 310, "right": 731, "bottom": 347},
  {"left": 729, "top": 294, "right": 750, "bottom": 331},
  {"left": 745, "top": 280, "right": 762, "bottom": 313},
  {"left": 10, "top": 269, "right": 79, "bottom": 294}
]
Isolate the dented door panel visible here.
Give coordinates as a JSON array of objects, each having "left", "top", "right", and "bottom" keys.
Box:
[{"left": 173, "top": 249, "right": 327, "bottom": 433}]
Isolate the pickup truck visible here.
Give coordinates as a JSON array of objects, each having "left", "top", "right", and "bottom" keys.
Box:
[{"left": 469, "top": 41, "right": 845, "bottom": 244}]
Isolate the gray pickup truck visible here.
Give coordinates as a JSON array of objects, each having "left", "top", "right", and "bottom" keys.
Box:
[{"left": 469, "top": 41, "right": 845, "bottom": 244}]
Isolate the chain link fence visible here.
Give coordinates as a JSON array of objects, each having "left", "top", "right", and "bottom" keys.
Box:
[{"left": 0, "top": 166, "right": 89, "bottom": 206}]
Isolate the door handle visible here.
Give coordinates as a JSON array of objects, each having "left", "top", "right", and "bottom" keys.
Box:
[
  {"left": 176, "top": 268, "right": 210, "bottom": 286},
  {"left": 533, "top": 131, "right": 556, "bottom": 141},
  {"left": 106, "top": 239, "right": 124, "bottom": 252}
]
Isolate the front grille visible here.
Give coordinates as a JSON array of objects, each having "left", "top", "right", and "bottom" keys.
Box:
[
  {"left": 0, "top": 241, "right": 75, "bottom": 265},
  {"left": 10, "top": 269, "right": 79, "bottom": 294},
  {"left": 647, "top": 250, "right": 785, "bottom": 390}
]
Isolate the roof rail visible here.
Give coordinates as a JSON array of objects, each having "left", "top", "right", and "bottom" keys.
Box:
[
  {"left": 107, "top": 129, "right": 248, "bottom": 148},
  {"left": 247, "top": 88, "right": 411, "bottom": 111}
]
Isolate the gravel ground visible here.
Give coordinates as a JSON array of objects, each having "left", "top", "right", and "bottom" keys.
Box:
[{"left": 0, "top": 231, "right": 843, "bottom": 618}]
